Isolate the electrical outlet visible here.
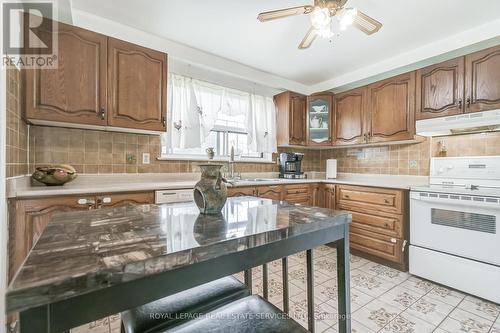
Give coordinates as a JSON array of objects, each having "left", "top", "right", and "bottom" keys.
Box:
[
  {"left": 409, "top": 160, "right": 418, "bottom": 169},
  {"left": 142, "top": 153, "right": 150, "bottom": 164}
]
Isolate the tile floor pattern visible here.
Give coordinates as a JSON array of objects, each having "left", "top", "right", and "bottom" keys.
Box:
[{"left": 72, "top": 246, "right": 500, "bottom": 333}]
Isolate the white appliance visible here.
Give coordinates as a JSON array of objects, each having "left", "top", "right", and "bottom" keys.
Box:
[
  {"left": 416, "top": 109, "right": 500, "bottom": 137},
  {"left": 326, "top": 159, "right": 337, "bottom": 179},
  {"left": 155, "top": 189, "right": 194, "bottom": 204},
  {"left": 410, "top": 156, "right": 500, "bottom": 303}
]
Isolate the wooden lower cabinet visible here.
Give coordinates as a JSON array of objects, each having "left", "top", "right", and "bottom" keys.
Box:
[
  {"left": 256, "top": 185, "right": 282, "bottom": 200},
  {"left": 227, "top": 187, "right": 256, "bottom": 197},
  {"left": 283, "top": 185, "right": 312, "bottom": 205},
  {"left": 323, "top": 184, "right": 336, "bottom": 210},
  {"left": 8, "top": 191, "right": 154, "bottom": 281},
  {"left": 336, "top": 184, "right": 408, "bottom": 270}
]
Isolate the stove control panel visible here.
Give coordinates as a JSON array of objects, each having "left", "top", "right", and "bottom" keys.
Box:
[{"left": 430, "top": 156, "right": 500, "bottom": 187}]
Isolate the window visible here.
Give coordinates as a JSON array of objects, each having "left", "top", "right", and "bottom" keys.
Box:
[{"left": 161, "top": 74, "right": 276, "bottom": 162}]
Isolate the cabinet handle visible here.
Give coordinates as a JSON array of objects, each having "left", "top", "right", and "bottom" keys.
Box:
[
  {"left": 100, "top": 108, "right": 105, "bottom": 120},
  {"left": 466, "top": 97, "right": 471, "bottom": 107},
  {"left": 344, "top": 195, "right": 350, "bottom": 199},
  {"left": 162, "top": 117, "right": 166, "bottom": 127},
  {"left": 458, "top": 99, "right": 462, "bottom": 107},
  {"left": 384, "top": 199, "right": 390, "bottom": 204}
]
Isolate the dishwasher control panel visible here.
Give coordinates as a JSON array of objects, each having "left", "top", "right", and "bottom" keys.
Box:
[{"left": 155, "top": 189, "right": 194, "bottom": 204}]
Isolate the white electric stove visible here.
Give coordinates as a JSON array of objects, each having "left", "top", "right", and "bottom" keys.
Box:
[{"left": 410, "top": 156, "right": 500, "bottom": 303}]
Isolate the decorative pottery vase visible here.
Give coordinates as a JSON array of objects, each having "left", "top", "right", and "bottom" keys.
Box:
[
  {"left": 310, "top": 116, "right": 322, "bottom": 128},
  {"left": 193, "top": 164, "right": 227, "bottom": 214}
]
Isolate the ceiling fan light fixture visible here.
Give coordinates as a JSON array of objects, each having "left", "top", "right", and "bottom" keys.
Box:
[
  {"left": 338, "top": 7, "right": 358, "bottom": 30},
  {"left": 316, "top": 26, "right": 334, "bottom": 39},
  {"left": 310, "top": 7, "right": 331, "bottom": 29}
]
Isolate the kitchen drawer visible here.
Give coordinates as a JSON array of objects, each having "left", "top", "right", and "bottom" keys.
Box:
[
  {"left": 349, "top": 226, "right": 405, "bottom": 264},
  {"left": 283, "top": 185, "right": 311, "bottom": 205},
  {"left": 338, "top": 203, "right": 403, "bottom": 238},
  {"left": 256, "top": 185, "right": 282, "bottom": 200},
  {"left": 337, "top": 185, "right": 403, "bottom": 214},
  {"left": 228, "top": 187, "right": 256, "bottom": 197}
]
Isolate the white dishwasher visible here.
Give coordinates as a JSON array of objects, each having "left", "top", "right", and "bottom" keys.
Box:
[{"left": 155, "top": 189, "right": 194, "bottom": 204}]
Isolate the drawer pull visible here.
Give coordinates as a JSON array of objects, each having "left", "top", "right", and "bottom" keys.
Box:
[
  {"left": 384, "top": 223, "right": 389, "bottom": 228},
  {"left": 344, "top": 195, "right": 350, "bottom": 199},
  {"left": 390, "top": 238, "right": 397, "bottom": 244},
  {"left": 384, "top": 199, "right": 390, "bottom": 204}
]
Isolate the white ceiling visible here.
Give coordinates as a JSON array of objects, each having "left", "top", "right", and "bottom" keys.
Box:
[{"left": 71, "top": 0, "right": 500, "bottom": 88}]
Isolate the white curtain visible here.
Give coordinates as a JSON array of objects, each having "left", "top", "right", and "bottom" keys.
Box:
[
  {"left": 168, "top": 74, "right": 201, "bottom": 149},
  {"left": 247, "top": 95, "right": 277, "bottom": 154},
  {"left": 167, "top": 73, "right": 277, "bottom": 154},
  {"left": 192, "top": 79, "right": 224, "bottom": 138}
]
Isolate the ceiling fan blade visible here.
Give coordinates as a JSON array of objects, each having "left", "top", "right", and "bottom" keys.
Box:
[
  {"left": 298, "top": 26, "right": 318, "bottom": 49},
  {"left": 257, "top": 5, "right": 313, "bottom": 22},
  {"left": 353, "top": 10, "right": 382, "bottom": 35}
]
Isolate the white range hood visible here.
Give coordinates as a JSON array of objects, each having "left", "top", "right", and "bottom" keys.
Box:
[{"left": 416, "top": 109, "right": 500, "bottom": 137}]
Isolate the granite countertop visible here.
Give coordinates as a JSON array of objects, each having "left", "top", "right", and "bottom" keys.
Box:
[
  {"left": 6, "top": 197, "right": 351, "bottom": 313},
  {"left": 7, "top": 173, "right": 429, "bottom": 198}
]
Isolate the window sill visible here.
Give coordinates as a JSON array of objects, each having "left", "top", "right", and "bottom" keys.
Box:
[{"left": 157, "top": 155, "right": 275, "bottom": 164}]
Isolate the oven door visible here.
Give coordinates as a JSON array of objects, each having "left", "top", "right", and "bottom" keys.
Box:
[{"left": 410, "top": 191, "right": 500, "bottom": 266}]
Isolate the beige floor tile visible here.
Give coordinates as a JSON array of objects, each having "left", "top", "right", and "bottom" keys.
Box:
[
  {"left": 351, "top": 319, "right": 376, "bottom": 333},
  {"left": 377, "top": 285, "right": 421, "bottom": 311},
  {"left": 351, "top": 299, "right": 401, "bottom": 331},
  {"left": 439, "top": 308, "right": 494, "bottom": 333},
  {"left": 427, "top": 284, "right": 465, "bottom": 307},
  {"left": 405, "top": 294, "right": 454, "bottom": 326},
  {"left": 382, "top": 311, "right": 436, "bottom": 333},
  {"left": 351, "top": 270, "right": 397, "bottom": 298},
  {"left": 399, "top": 276, "right": 437, "bottom": 295},
  {"left": 458, "top": 295, "right": 500, "bottom": 322}
]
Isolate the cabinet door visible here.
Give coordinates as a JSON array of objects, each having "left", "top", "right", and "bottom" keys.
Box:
[
  {"left": 416, "top": 57, "right": 465, "bottom": 120},
  {"left": 9, "top": 196, "right": 92, "bottom": 280},
  {"left": 228, "top": 187, "right": 256, "bottom": 197},
  {"left": 323, "top": 184, "right": 336, "bottom": 210},
  {"left": 256, "top": 185, "right": 282, "bottom": 200},
  {"left": 25, "top": 18, "right": 107, "bottom": 125},
  {"left": 108, "top": 38, "right": 167, "bottom": 131},
  {"left": 349, "top": 226, "right": 404, "bottom": 265},
  {"left": 307, "top": 94, "right": 333, "bottom": 145},
  {"left": 334, "top": 87, "right": 367, "bottom": 145},
  {"left": 289, "top": 94, "right": 307, "bottom": 145},
  {"left": 465, "top": 45, "right": 500, "bottom": 113},
  {"left": 97, "top": 192, "right": 154, "bottom": 208},
  {"left": 367, "top": 72, "right": 416, "bottom": 142}
]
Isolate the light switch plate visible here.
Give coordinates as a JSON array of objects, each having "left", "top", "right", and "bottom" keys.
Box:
[{"left": 142, "top": 153, "right": 150, "bottom": 164}]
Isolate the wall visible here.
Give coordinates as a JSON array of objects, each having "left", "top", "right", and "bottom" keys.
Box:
[
  {"left": 29, "top": 126, "right": 279, "bottom": 174},
  {"left": 5, "top": 68, "right": 28, "bottom": 178}
]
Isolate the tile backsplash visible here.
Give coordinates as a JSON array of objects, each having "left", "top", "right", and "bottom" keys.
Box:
[
  {"left": 28, "top": 126, "right": 279, "bottom": 174},
  {"left": 6, "top": 68, "right": 29, "bottom": 178}
]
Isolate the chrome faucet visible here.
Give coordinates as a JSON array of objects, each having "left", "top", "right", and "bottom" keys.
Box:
[{"left": 229, "top": 146, "right": 235, "bottom": 179}]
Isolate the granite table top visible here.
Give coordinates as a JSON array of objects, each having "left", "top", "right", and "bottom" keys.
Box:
[{"left": 7, "top": 196, "right": 351, "bottom": 313}]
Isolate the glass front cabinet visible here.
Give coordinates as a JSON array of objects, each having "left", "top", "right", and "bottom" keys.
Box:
[{"left": 307, "top": 93, "right": 334, "bottom": 145}]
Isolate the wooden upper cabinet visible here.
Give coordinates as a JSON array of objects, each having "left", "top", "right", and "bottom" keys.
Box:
[
  {"left": 334, "top": 87, "right": 367, "bottom": 145},
  {"left": 290, "top": 94, "right": 307, "bottom": 145},
  {"left": 416, "top": 57, "right": 465, "bottom": 120},
  {"left": 107, "top": 38, "right": 167, "bottom": 131},
  {"left": 307, "top": 93, "right": 333, "bottom": 145},
  {"left": 367, "top": 72, "right": 416, "bottom": 143},
  {"left": 25, "top": 18, "right": 107, "bottom": 125},
  {"left": 275, "top": 92, "right": 306, "bottom": 146},
  {"left": 465, "top": 45, "right": 500, "bottom": 113}
]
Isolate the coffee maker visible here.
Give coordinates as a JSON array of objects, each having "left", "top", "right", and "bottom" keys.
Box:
[{"left": 279, "top": 153, "right": 307, "bottom": 179}]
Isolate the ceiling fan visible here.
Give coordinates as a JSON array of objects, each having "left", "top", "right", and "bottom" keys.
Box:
[{"left": 257, "top": 0, "right": 382, "bottom": 49}]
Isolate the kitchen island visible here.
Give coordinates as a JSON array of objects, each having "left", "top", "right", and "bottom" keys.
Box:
[{"left": 6, "top": 197, "right": 352, "bottom": 333}]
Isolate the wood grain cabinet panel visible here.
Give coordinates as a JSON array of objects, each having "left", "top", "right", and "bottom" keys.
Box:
[
  {"left": 227, "top": 187, "right": 256, "bottom": 197},
  {"left": 97, "top": 192, "right": 154, "bottom": 208},
  {"left": 323, "top": 184, "right": 336, "bottom": 210},
  {"left": 336, "top": 185, "right": 403, "bottom": 214},
  {"left": 25, "top": 18, "right": 107, "bottom": 125},
  {"left": 290, "top": 94, "right": 307, "bottom": 145},
  {"left": 108, "top": 38, "right": 167, "bottom": 131},
  {"left": 334, "top": 87, "right": 367, "bottom": 145},
  {"left": 416, "top": 57, "right": 465, "bottom": 120},
  {"left": 275, "top": 92, "right": 307, "bottom": 146},
  {"left": 367, "top": 72, "right": 416, "bottom": 142},
  {"left": 349, "top": 226, "right": 403, "bottom": 264},
  {"left": 283, "top": 185, "right": 312, "bottom": 205},
  {"left": 465, "top": 45, "right": 500, "bottom": 113},
  {"left": 256, "top": 185, "right": 282, "bottom": 200}
]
